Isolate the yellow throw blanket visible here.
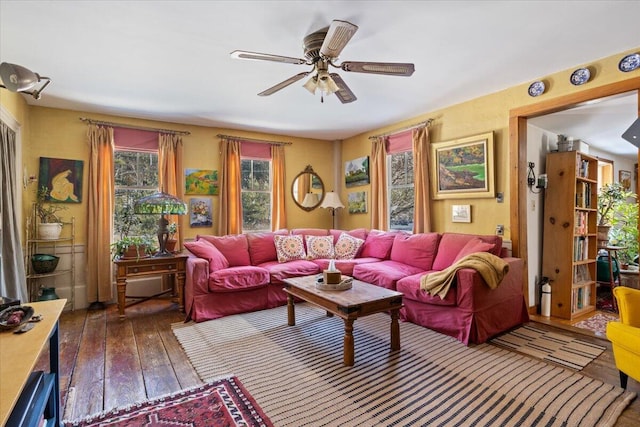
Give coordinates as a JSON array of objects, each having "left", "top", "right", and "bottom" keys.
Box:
[{"left": 420, "top": 252, "right": 509, "bottom": 299}]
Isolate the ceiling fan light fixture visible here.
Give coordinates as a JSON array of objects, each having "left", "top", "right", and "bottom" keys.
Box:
[
  {"left": 303, "top": 75, "right": 318, "bottom": 94},
  {"left": 0, "top": 62, "right": 51, "bottom": 99}
]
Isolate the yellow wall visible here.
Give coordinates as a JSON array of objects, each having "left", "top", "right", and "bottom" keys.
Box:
[
  {"left": 339, "top": 47, "right": 640, "bottom": 238},
  {"left": 20, "top": 107, "right": 335, "bottom": 244}
]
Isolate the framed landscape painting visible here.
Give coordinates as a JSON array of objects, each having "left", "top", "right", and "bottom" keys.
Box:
[
  {"left": 430, "top": 132, "right": 495, "bottom": 199},
  {"left": 345, "top": 156, "right": 370, "bottom": 188},
  {"left": 185, "top": 169, "right": 219, "bottom": 195},
  {"left": 348, "top": 191, "right": 367, "bottom": 214}
]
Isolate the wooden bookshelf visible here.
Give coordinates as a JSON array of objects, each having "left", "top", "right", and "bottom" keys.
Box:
[{"left": 542, "top": 151, "right": 598, "bottom": 320}]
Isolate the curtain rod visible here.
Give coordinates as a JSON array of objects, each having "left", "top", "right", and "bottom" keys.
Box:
[
  {"left": 368, "top": 118, "right": 434, "bottom": 140},
  {"left": 79, "top": 117, "right": 190, "bottom": 135},
  {"left": 217, "top": 134, "right": 292, "bottom": 146}
]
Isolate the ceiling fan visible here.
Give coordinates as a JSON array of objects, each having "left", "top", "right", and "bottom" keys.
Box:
[{"left": 231, "top": 19, "right": 415, "bottom": 104}]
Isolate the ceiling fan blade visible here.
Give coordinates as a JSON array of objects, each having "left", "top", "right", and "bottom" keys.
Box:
[
  {"left": 230, "top": 50, "right": 307, "bottom": 65},
  {"left": 320, "top": 20, "right": 358, "bottom": 59},
  {"left": 341, "top": 61, "right": 415, "bottom": 76},
  {"left": 329, "top": 73, "right": 357, "bottom": 104},
  {"left": 258, "top": 72, "right": 311, "bottom": 96}
]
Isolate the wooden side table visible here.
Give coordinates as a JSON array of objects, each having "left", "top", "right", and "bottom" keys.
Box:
[
  {"left": 598, "top": 246, "right": 625, "bottom": 311},
  {"left": 113, "top": 254, "right": 188, "bottom": 318},
  {"left": 1, "top": 299, "right": 66, "bottom": 427}
]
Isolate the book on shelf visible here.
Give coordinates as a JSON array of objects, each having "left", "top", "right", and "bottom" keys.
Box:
[
  {"left": 572, "top": 285, "right": 592, "bottom": 313},
  {"left": 573, "top": 264, "right": 592, "bottom": 283},
  {"left": 573, "top": 236, "right": 589, "bottom": 261}
]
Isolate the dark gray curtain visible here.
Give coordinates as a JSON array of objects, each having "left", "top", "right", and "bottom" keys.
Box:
[{"left": 0, "top": 120, "right": 28, "bottom": 301}]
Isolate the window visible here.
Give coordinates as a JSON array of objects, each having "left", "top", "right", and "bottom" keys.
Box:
[
  {"left": 388, "top": 151, "right": 414, "bottom": 231},
  {"left": 241, "top": 158, "right": 271, "bottom": 232},
  {"left": 114, "top": 150, "right": 158, "bottom": 239}
]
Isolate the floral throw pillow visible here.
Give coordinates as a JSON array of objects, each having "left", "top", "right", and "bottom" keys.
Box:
[
  {"left": 306, "top": 235, "right": 335, "bottom": 260},
  {"left": 334, "top": 232, "right": 365, "bottom": 260},
  {"left": 274, "top": 234, "right": 307, "bottom": 263}
]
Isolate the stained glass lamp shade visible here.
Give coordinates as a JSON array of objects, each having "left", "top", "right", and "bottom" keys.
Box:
[{"left": 134, "top": 191, "right": 187, "bottom": 257}]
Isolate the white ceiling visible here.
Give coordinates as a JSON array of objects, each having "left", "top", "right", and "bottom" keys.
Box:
[{"left": 1, "top": 1, "right": 639, "bottom": 146}]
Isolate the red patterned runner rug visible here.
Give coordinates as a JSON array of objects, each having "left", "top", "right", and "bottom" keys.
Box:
[{"left": 63, "top": 376, "right": 272, "bottom": 427}]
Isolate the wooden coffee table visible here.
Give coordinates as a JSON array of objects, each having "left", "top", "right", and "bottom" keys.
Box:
[{"left": 283, "top": 275, "right": 403, "bottom": 366}]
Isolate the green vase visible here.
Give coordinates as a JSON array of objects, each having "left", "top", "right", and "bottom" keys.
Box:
[{"left": 38, "top": 287, "right": 59, "bottom": 301}]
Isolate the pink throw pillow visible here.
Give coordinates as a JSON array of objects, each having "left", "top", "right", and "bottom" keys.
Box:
[
  {"left": 334, "top": 233, "right": 365, "bottom": 260},
  {"left": 247, "top": 230, "right": 288, "bottom": 265},
  {"left": 184, "top": 240, "right": 229, "bottom": 272},
  {"left": 274, "top": 234, "right": 307, "bottom": 263},
  {"left": 197, "top": 234, "right": 250, "bottom": 267},
  {"left": 360, "top": 230, "right": 397, "bottom": 259},
  {"left": 453, "top": 237, "right": 495, "bottom": 263},
  {"left": 389, "top": 232, "right": 440, "bottom": 271},
  {"left": 306, "top": 235, "right": 335, "bottom": 260}
]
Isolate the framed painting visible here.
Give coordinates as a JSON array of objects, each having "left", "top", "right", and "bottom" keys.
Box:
[
  {"left": 347, "top": 191, "right": 367, "bottom": 214},
  {"left": 38, "top": 157, "right": 84, "bottom": 203},
  {"left": 619, "top": 169, "right": 632, "bottom": 190},
  {"left": 345, "top": 156, "right": 370, "bottom": 188},
  {"left": 430, "top": 132, "right": 495, "bottom": 199},
  {"left": 452, "top": 204, "right": 471, "bottom": 223},
  {"left": 185, "top": 169, "right": 219, "bottom": 195},
  {"left": 189, "top": 198, "right": 213, "bottom": 227}
]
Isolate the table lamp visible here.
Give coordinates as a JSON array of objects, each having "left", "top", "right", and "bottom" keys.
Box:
[
  {"left": 134, "top": 191, "right": 187, "bottom": 257},
  {"left": 320, "top": 191, "right": 344, "bottom": 229}
]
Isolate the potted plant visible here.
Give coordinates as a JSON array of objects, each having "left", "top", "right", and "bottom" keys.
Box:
[
  {"left": 166, "top": 222, "right": 178, "bottom": 253},
  {"left": 35, "top": 185, "right": 67, "bottom": 239},
  {"left": 607, "top": 197, "right": 638, "bottom": 268},
  {"left": 596, "top": 182, "right": 635, "bottom": 246},
  {"left": 111, "top": 198, "right": 154, "bottom": 260}
]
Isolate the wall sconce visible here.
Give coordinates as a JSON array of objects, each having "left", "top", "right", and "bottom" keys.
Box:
[{"left": 0, "top": 62, "right": 51, "bottom": 100}]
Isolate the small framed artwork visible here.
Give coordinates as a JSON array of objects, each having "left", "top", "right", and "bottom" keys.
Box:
[
  {"left": 452, "top": 204, "right": 471, "bottom": 223},
  {"left": 189, "top": 198, "right": 213, "bottom": 227},
  {"left": 38, "top": 157, "right": 84, "bottom": 203},
  {"left": 185, "top": 169, "right": 219, "bottom": 195},
  {"left": 430, "top": 132, "right": 495, "bottom": 199},
  {"left": 619, "top": 169, "right": 632, "bottom": 191},
  {"left": 345, "top": 156, "right": 370, "bottom": 188},
  {"left": 348, "top": 191, "right": 367, "bottom": 214}
]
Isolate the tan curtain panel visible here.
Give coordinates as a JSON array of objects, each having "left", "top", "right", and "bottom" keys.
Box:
[
  {"left": 370, "top": 136, "right": 388, "bottom": 230},
  {"left": 271, "top": 145, "right": 286, "bottom": 230},
  {"left": 412, "top": 126, "right": 431, "bottom": 233},
  {"left": 218, "top": 138, "right": 243, "bottom": 235},
  {"left": 159, "top": 133, "right": 184, "bottom": 248},
  {"left": 86, "top": 124, "right": 115, "bottom": 303}
]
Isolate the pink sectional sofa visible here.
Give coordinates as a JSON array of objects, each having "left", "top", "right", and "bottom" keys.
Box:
[{"left": 183, "top": 228, "right": 528, "bottom": 345}]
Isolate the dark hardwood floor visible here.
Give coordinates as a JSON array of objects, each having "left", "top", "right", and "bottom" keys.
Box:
[{"left": 37, "top": 299, "right": 638, "bottom": 425}]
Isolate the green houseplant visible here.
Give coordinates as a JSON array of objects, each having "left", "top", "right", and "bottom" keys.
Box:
[
  {"left": 35, "top": 185, "right": 67, "bottom": 239},
  {"left": 110, "top": 198, "right": 154, "bottom": 260},
  {"left": 596, "top": 182, "right": 635, "bottom": 246},
  {"left": 608, "top": 197, "right": 639, "bottom": 267}
]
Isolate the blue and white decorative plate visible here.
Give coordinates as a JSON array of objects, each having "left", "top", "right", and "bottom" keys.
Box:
[
  {"left": 618, "top": 53, "right": 640, "bottom": 72},
  {"left": 528, "top": 81, "right": 545, "bottom": 97},
  {"left": 570, "top": 68, "right": 591, "bottom": 85}
]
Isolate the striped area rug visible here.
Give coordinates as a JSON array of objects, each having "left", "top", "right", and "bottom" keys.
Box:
[
  {"left": 489, "top": 324, "right": 606, "bottom": 371},
  {"left": 172, "top": 304, "right": 635, "bottom": 427}
]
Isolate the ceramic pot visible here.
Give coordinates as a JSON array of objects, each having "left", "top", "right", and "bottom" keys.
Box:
[
  {"left": 38, "top": 287, "right": 59, "bottom": 301},
  {"left": 165, "top": 239, "right": 177, "bottom": 253},
  {"left": 38, "top": 222, "right": 63, "bottom": 240}
]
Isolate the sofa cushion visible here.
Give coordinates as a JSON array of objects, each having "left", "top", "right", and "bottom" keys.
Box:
[
  {"left": 353, "top": 260, "right": 425, "bottom": 290},
  {"left": 334, "top": 233, "right": 365, "bottom": 260},
  {"left": 208, "top": 266, "right": 270, "bottom": 292},
  {"left": 396, "top": 272, "right": 457, "bottom": 306},
  {"left": 306, "top": 235, "right": 335, "bottom": 260},
  {"left": 184, "top": 240, "right": 229, "bottom": 272},
  {"left": 360, "top": 230, "right": 397, "bottom": 259},
  {"left": 312, "top": 257, "right": 380, "bottom": 276},
  {"left": 259, "top": 260, "right": 321, "bottom": 284},
  {"left": 291, "top": 228, "right": 329, "bottom": 237},
  {"left": 453, "top": 237, "right": 496, "bottom": 263},
  {"left": 247, "top": 230, "right": 288, "bottom": 265},
  {"left": 274, "top": 234, "right": 307, "bottom": 262},
  {"left": 198, "top": 234, "right": 251, "bottom": 267},
  {"left": 390, "top": 232, "right": 440, "bottom": 271},
  {"left": 329, "top": 228, "right": 367, "bottom": 244},
  {"left": 432, "top": 233, "right": 503, "bottom": 271}
]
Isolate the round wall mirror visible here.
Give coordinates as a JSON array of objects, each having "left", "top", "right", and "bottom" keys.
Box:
[{"left": 292, "top": 165, "right": 325, "bottom": 211}]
